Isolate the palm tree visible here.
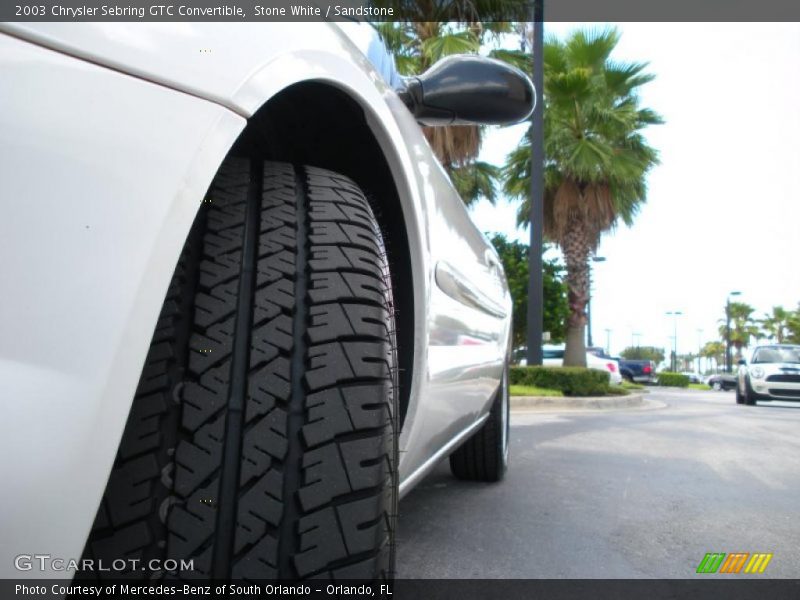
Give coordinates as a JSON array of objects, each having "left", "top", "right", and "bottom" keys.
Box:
[
  {"left": 503, "top": 28, "right": 662, "bottom": 365},
  {"left": 788, "top": 305, "right": 800, "bottom": 344},
  {"left": 718, "top": 301, "right": 759, "bottom": 360},
  {"left": 760, "top": 305, "right": 791, "bottom": 343},
  {"left": 375, "top": 1, "right": 529, "bottom": 205},
  {"left": 700, "top": 341, "right": 726, "bottom": 371},
  {"left": 449, "top": 161, "right": 502, "bottom": 205}
]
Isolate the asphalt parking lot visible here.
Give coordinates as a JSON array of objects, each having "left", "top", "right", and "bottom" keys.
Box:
[{"left": 397, "top": 388, "right": 800, "bottom": 578}]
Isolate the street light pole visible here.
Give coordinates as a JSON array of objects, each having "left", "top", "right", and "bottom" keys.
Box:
[
  {"left": 525, "top": 2, "right": 544, "bottom": 367},
  {"left": 666, "top": 311, "right": 683, "bottom": 372},
  {"left": 586, "top": 256, "right": 606, "bottom": 348},
  {"left": 605, "top": 328, "right": 612, "bottom": 356},
  {"left": 696, "top": 328, "right": 703, "bottom": 374},
  {"left": 587, "top": 267, "right": 592, "bottom": 348},
  {"left": 725, "top": 291, "right": 742, "bottom": 373}
]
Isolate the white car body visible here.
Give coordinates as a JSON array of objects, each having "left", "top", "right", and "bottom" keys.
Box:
[
  {"left": 680, "top": 372, "right": 704, "bottom": 384},
  {"left": 541, "top": 345, "right": 623, "bottom": 385},
  {"left": 0, "top": 23, "right": 513, "bottom": 577},
  {"left": 737, "top": 344, "right": 800, "bottom": 402}
]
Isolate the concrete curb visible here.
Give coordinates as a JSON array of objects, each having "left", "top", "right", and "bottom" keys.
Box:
[{"left": 511, "top": 391, "right": 647, "bottom": 411}]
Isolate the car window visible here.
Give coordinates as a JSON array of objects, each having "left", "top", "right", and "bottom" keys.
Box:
[
  {"left": 753, "top": 346, "right": 800, "bottom": 363},
  {"left": 338, "top": 22, "right": 404, "bottom": 89},
  {"left": 366, "top": 26, "right": 404, "bottom": 88},
  {"left": 586, "top": 347, "right": 609, "bottom": 358},
  {"left": 543, "top": 349, "right": 564, "bottom": 359}
]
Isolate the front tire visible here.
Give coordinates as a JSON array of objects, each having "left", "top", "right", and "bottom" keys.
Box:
[
  {"left": 80, "top": 159, "right": 398, "bottom": 581},
  {"left": 743, "top": 377, "right": 757, "bottom": 406},
  {"left": 449, "top": 365, "right": 509, "bottom": 482}
]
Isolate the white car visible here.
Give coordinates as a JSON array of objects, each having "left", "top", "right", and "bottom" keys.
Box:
[
  {"left": 0, "top": 23, "right": 534, "bottom": 580},
  {"left": 680, "top": 372, "right": 704, "bottom": 384},
  {"left": 736, "top": 344, "right": 800, "bottom": 405},
  {"left": 540, "top": 345, "right": 624, "bottom": 385}
]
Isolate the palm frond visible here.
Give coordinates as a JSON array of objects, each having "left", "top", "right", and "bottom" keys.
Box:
[
  {"left": 424, "top": 125, "right": 482, "bottom": 166},
  {"left": 504, "top": 26, "right": 662, "bottom": 246},
  {"left": 450, "top": 161, "right": 501, "bottom": 206},
  {"left": 374, "top": 22, "right": 413, "bottom": 54},
  {"left": 488, "top": 48, "right": 531, "bottom": 73},
  {"left": 604, "top": 60, "right": 654, "bottom": 94},
  {"left": 421, "top": 29, "right": 481, "bottom": 64},
  {"left": 565, "top": 27, "right": 620, "bottom": 70}
]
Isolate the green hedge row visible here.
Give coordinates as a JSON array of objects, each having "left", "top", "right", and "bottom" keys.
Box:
[
  {"left": 510, "top": 366, "right": 610, "bottom": 397},
  {"left": 657, "top": 372, "right": 690, "bottom": 387}
]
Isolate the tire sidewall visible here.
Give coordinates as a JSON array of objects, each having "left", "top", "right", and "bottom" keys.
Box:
[
  {"left": 744, "top": 377, "right": 758, "bottom": 406},
  {"left": 499, "top": 365, "right": 510, "bottom": 472}
]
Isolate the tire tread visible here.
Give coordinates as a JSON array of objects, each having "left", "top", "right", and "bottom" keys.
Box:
[{"left": 81, "top": 160, "right": 396, "bottom": 582}]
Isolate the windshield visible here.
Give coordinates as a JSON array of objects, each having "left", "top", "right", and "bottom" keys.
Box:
[
  {"left": 337, "top": 22, "right": 404, "bottom": 88},
  {"left": 543, "top": 348, "right": 565, "bottom": 359},
  {"left": 752, "top": 346, "right": 800, "bottom": 364}
]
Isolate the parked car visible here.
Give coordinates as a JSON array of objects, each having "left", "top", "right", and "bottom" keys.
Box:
[
  {"left": 707, "top": 373, "right": 738, "bottom": 391},
  {"left": 542, "top": 345, "right": 623, "bottom": 385},
  {"left": 618, "top": 359, "right": 657, "bottom": 384},
  {"left": 0, "top": 22, "right": 534, "bottom": 580},
  {"left": 513, "top": 345, "right": 623, "bottom": 385},
  {"left": 586, "top": 347, "right": 652, "bottom": 385},
  {"left": 680, "top": 372, "right": 704, "bottom": 384},
  {"left": 736, "top": 344, "right": 800, "bottom": 405}
]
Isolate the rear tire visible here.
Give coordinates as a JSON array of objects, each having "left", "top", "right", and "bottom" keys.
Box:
[
  {"left": 449, "top": 365, "right": 509, "bottom": 482},
  {"left": 80, "top": 159, "right": 398, "bottom": 581}
]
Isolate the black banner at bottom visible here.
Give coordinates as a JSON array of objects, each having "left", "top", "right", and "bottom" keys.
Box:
[{"left": 3, "top": 579, "right": 800, "bottom": 600}]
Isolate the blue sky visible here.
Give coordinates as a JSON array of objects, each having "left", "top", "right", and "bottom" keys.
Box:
[{"left": 470, "top": 22, "right": 800, "bottom": 361}]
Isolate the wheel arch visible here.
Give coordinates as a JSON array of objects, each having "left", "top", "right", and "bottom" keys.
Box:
[{"left": 226, "top": 79, "right": 421, "bottom": 428}]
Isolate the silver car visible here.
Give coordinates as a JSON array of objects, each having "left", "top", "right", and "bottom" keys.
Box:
[
  {"left": 0, "top": 22, "right": 532, "bottom": 580},
  {"left": 736, "top": 344, "right": 800, "bottom": 405}
]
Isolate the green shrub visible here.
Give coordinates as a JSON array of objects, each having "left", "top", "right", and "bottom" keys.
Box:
[
  {"left": 509, "top": 384, "right": 563, "bottom": 397},
  {"left": 688, "top": 383, "right": 711, "bottom": 390},
  {"left": 510, "top": 366, "right": 610, "bottom": 397},
  {"left": 620, "top": 381, "right": 645, "bottom": 390},
  {"left": 658, "top": 372, "right": 690, "bottom": 387}
]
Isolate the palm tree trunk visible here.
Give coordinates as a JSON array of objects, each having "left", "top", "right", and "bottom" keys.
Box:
[{"left": 561, "top": 218, "right": 592, "bottom": 366}]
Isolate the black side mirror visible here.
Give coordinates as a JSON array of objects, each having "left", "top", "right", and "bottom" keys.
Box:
[
  {"left": 399, "top": 55, "right": 535, "bottom": 127},
  {"left": 737, "top": 359, "right": 747, "bottom": 366}
]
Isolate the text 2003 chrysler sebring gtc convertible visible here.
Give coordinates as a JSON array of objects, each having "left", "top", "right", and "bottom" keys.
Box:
[{"left": 0, "top": 22, "right": 534, "bottom": 580}]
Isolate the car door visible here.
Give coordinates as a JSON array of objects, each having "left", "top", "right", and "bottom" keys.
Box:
[
  {"left": 388, "top": 101, "right": 512, "bottom": 481},
  {"left": 335, "top": 22, "right": 513, "bottom": 485}
]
